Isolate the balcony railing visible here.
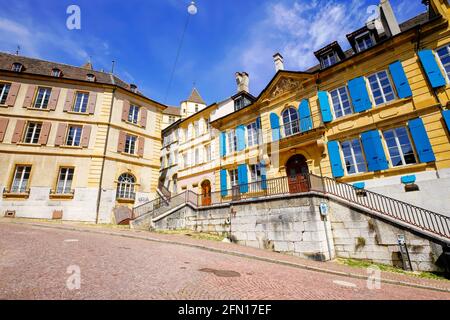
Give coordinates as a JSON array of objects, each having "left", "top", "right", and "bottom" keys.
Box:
[{"left": 267, "top": 116, "right": 317, "bottom": 143}]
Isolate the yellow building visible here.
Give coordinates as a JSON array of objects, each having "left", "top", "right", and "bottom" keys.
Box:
[
  {"left": 210, "top": 0, "right": 450, "bottom": 216},
  {"left": 0, "top": 53, "right": 166, "bottom": 223}
]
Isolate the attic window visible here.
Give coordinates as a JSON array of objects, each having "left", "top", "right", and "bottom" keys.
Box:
[
  {"left": 321, "top": 51, "right": 339, "bottom": 69},
  {"left": 130, "top": 84, "right": 138, "bottom": 93},
  {"left": 52, "top": 68, "right": 62, "bottom": 77},
  {"left": 86, "top": 74, "right": 96, "bottom": 82},
  {"left": 12, "top": 63, "right": 23, "bottom": 72},
  {"left": 355, "top": 32, "right": 375, "bottom": 52}
]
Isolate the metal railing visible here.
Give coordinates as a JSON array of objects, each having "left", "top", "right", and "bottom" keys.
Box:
[
  {"left": 158, "top": 181, "right": 172, "bottom": 200},
  {"left": 268, "top": 117, "right": 315, "bottom": 142},
  {"left": 132, "top": 173, "right": 450, "bottom": 239}
]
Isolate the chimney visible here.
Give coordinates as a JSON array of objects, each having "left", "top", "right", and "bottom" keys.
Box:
[
  {"left": 379, "top": 0, "right": 401, "bottom": 37},
  {"left": 273, "top": 53, "right": 284, "bottom": 72},
  {"left": 235, "top": 72, "right": 249, "bottom": 93}
]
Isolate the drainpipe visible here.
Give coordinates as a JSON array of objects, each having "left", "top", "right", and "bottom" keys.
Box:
[{"left": 95, "top": 85, "right": 116, "bottom": 224}]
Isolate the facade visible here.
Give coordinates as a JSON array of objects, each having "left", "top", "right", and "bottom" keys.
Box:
[
  {"left": 209, "top": 0, "right": 450, "bottom": 216},
  {"left": 161, "top": 106, "right": 181, "bottom": 130},
  {"left": 0, "top": 53, "right": 165, "bottom": 223},
  {"left": 160, "top": 119, "right": 180, "bottom": 197}
]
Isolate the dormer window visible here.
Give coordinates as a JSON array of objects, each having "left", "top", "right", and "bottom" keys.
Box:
[
  {"left": 12, "top": 63, "right": 23, "bottom": 72},
  {"left": 355, "top": 32, "right": 375, "bottom": 52},
  {"left": 321, "top": 51, "right": 339, "bottom": 69},
  {"left": 51, "top": 68, "right": 62, "bottom": 77},
  {"left": 86, "top": 74, "right": 96, "bottom": 82}
]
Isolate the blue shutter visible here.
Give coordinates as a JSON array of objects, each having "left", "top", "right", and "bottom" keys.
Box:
[
  {"left": 348, "top": 77, "right": 372, "bottom": 113},
  {"left": 408, "top": 118, "right": 436, "bottom": 163},
  {"left": 220, "top": 132, "right": 227, "bottom": 158},
  {"left": 418, "top": 49, "right": 446, "bottom": 88},
  {"left": 220, "top": 169, "right": 228, "bottom": 197},
  {"left": 442, "top": 110, "right": 450, "bottom": 133},
  {"left": 318, "top": 91, "right": 333, "bottom": 123},
  {"left": 256, "top": 117, "right": 262, "bottom": 145},
  {"left": 327, "top": 141, "right": 344, "bottom": 178},
  {"left": 298, "top": 99, "right": 313, "bottom": 132},
  {"left": 238, "top": 164, "right": 248, "bottom": 193},
  {"left": 389, "top": 61, "right": 412, "bottom": 99},
  {"left": 270, "top": 113, "right": 280, "bottom": 141},
  {"left": 236, "top": 125, "right": 246, "bottom": 151},
  {"left": 361, "top": 130, "right": 389, "bottom": 171},
  {"left": 260, "top": 161, "right": 267, "bottom": 190},
  {"left": 256, "top": 117, "right": 262, "bottom": 129}
]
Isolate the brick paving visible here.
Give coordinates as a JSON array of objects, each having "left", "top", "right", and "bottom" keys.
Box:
[{"left": 0, "top": 220, "right": 449, "bottom": 300}]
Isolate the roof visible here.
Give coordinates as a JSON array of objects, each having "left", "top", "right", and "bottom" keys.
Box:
[
  {"left": 163, "top": 106, "right": 181, "bottom": 116},
  {"left": 0, "top": 52, "right": 167, "bottom": 109},
  {"left": 186, "top": 87, "right": 206, "bottom": 105}
]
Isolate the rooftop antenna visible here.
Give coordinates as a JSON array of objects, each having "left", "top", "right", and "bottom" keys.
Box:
[
  {"left": 111, "top": 60, "right": 116, "bottom": 74},
  {"left": 15, "top": 45, "right": 20, "bottom": 56},
  {"left": 163, "top": 0, "right": 198, "bottom": 104}
]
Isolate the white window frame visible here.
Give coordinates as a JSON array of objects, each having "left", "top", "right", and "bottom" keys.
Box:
[
  {"left": 194, "top": 121, "right": 200, "bottom": 138},
  {"left": 340, "top": 139, "right": 368, "bottom": 175},
  {"left": 56, "top": 167, "right": 74, "bottom": 194},
  {"left": 329, "top": 86, "right": 353, "bottom": 119},
  {"left": 34, "top": 87, "right": 52, "bottom": 109},
  {"left": 11, "top": 165, "right": 31, "bottom": 193},
  {"left": 227, "top": 130, "right": 237, "bottom": 154},
  {"left": 321, "top": 50, "right": 339, "bottom": 68},
  {"left": 66, "top": 126, "right": 83, "bottom": 147},
  {"left": 124, "top": 135, "right": 137, "bottom": 155},
  {"left": 382, "top": 127, "right": 418, "bottom": 168},
  {"left": 183, "top": 153, "right": 188, "bottom": 168},
  {"left": 249, "top": 164, "right": 262, "bottom": 183},
  {"left": 354, "top": 31, "right": 375, "bottom": 52},
  {"left": 117, "top": 173, "right": 136, "bottom": 200},
  {"left": 229, "top": 169, "right": 239, "bottom": 187},
  {"left": 0, "top": 83, "right": 11, "bottom": 105},
  {"left": 128, "top": 105, "right": 140, "bottom": 124},
  {"left": 205, "top": 144, "right": 212, "bottom": 162},
  {"left": 246, "top": 122, "right": 258, "bottom": 147},
  {"left": 195, "top": 148, "right": 200, "bottom": 165},
  {"left": 435, "top": 44, "right": 450, "bottom": 83},
  {"left": 73, "top": 92, "right": 89, "bottom": 113},
  {"left": 24, "top": 122, "right": 42, "bottom": 144},
  {"left": 367, "top": 70, "right": 396, "bottom": 106}
]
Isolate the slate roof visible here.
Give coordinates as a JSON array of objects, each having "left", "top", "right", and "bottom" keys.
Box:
[
  {"left": 163, "top": 106, "right": 181, "bottom": 116},
  {"left": 186, "top": 88, "right": 206, "bottom": 105}
]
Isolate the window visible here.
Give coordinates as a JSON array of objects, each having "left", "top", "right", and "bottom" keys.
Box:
[
  {"left": 330, "top": 86, "right": 353, "bottom": 119},
  {"left": 169, "top": 116, "right": 176, "bottom": 124},
  {"left": 229, "top": 169, "right": 239, "bottom": 187},
  {"left": 249, "top": 164, "right": 262, "bottom": 182},
  {"left": 247, "top": 122, "right": 259, "bottom": 147},
  {"left": 205, "top": 118, "right": 210, "bottom": 132},
  {"left": 205, "top": 145, "right": 212, "bottom": 162},
  {"left": 128, "top": 105, "right": 140, "bottom": 124},
  {"left": 227, "top": 130, "right": 237, "bottom": 154},
  {"left": 282, "top": 108, "right": 300, "bottom": 137},
  {"left": 355, "top": 32, "right": 374, "bottom": 52},
  {"left": 436, "top": 44, "right": 450, "bottom": 81},
  {"left": 34, "top": 87, "right": 52, "bottom": 109},
  {"left": 167, "top": 154, "right": 172, "bottom": 167},
  {"left": 383, "top": 127, "right": 417, "bottom": 167},
  {"left": 24, "top": 122, "right": 42, "bottom": 144},
  {"left": 321, "top": 51, "right": 338, "bottom": 68},
  {"left": 183, "top": 153, "right": 188, "bottom": 168},
  {"left": 86, "top": 74, "right": 96, "bottom": 82},
  {"left": 340, "top": 139, "right": 367, "bottom": 174},
  {"left": 11, "top": 166, "right": 31, "bottom": 193},
  {"left": 12, "top": 63, "right": 23, "bottom": 72},
  {"left": 52, "top": 68, "right": 62, "bottom": 77},
  {"left": 116, "top": 173, "right": 136, "bottom": 200},
  {"left": 124, "top": 135, "right": 137, "bottom": 154},
  {"left": 195, "top": 148, "right": 200, "bottom": 165},
  {"left": 368, "top": 71, "right": 396, "bottom": 105},
  {"left": 66, "top": 126, "right": 82, "bottom": 147},
  {"left": 194, "top": 121, "right": 200, "bottom": 137},
  {"left": 195, "top": 104, "right": 199, "bottom": 113},
  {"left": 56, "top": 168, "right": 74, "bottom": 194},
  {"left": 0, "top": 83, "right": 11, "bottom": 105},
  {"left": 73, "top": 92, "right": 89, "bottom": 113}
]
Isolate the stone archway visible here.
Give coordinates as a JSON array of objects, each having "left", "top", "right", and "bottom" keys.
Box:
[{"left": 285, "top": 154, "right": 310, "bottom": 193}]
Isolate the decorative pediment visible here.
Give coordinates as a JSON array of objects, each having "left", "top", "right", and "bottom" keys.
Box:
[{"left": 270, "top": 77, "right": 301, "bottom": 98}]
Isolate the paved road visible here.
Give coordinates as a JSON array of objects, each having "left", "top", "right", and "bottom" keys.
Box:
[{"left": 0, "top": 223, "right": 449, "bottom": 300}]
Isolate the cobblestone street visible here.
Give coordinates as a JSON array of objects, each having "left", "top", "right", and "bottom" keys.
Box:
[{"left": 0, "top": 222, "right": 449, "bottom": 300}]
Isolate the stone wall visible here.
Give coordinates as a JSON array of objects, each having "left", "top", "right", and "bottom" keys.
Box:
[{"left": 149, "top": 193, "right": 446, "bottom": 271}]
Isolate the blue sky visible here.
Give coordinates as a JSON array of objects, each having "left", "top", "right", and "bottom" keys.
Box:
[{"left": 0, "top": 0, "right": 426, "bottom": 106}]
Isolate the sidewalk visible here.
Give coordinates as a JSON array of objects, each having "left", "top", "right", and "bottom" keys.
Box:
[{"left": 1, "top": 218, "right": 449, "bottom": 293}]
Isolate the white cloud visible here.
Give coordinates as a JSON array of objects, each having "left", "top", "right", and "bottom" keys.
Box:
[{"left": 228, "top": 0, "right": 373, "bottom": 94}]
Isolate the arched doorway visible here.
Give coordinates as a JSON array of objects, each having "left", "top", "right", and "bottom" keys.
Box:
[
  {"left": 285, "top": 154, "right": 310, "bottom": 193},
  {"left": 201, "top": 180, "right": 212, "bottom": 206}
]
